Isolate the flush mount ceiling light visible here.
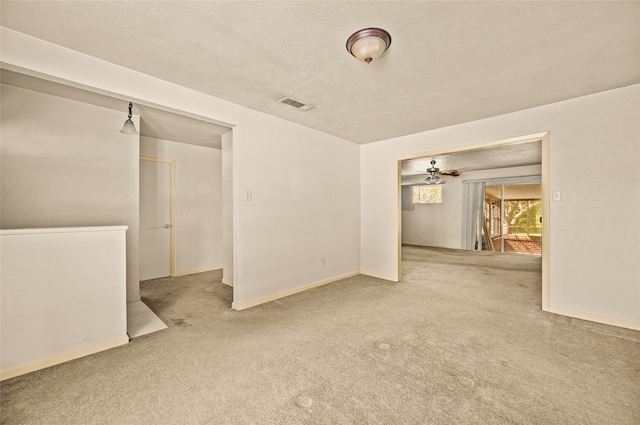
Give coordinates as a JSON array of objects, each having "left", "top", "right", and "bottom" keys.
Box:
[
  {"left": 346, "top": 27, "right": 392, "bottom": 63},
  {"left": 424, "top": 160, "right": 446, "bottom": 185},
  {"left": 120, "top": 102, "right": 138, "bottom": 135}
]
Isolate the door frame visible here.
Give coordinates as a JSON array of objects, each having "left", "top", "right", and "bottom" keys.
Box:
[
  {"left": 140, "top": 156, "right": 177, "bottom": 277},
  {"left": 396, "top": 132, "right": 550, "bottom": 311}
]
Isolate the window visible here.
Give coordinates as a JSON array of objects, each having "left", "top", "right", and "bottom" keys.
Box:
[
  {"left": 503, "top": 199, "right": 542, "bottom": 236},
  {"left": 412, "top": 185, "right": 442, "bottom": 204}
]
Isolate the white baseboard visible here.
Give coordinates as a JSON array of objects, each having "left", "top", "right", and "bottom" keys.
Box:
[
  {"left": 222, "top": 278, "right": 233, "bottom": 287},
  {"left": 360, "top": 270, "right": 398, "bottom": 282},
  {"left": 232, "top": 271, "right": 360, "bottom": 311},
  {"left": 546, "top": 306, "right": 640, "bottom": 331},
  {"left": 0, "top": 335, "right": 129, "bottom": 381},
  {"left": 173, "top": 266, "right": 222, "bottom": 277},
  {"left": 402, "top": 242, "right": 459, "bottom": 250}
]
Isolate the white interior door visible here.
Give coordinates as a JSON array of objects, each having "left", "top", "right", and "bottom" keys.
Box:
[{"left": 139, "top": 159, "right": 172, "bottom": 281}]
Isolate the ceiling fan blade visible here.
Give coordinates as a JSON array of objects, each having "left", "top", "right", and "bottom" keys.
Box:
[{"left": 440, "top": 170, "right": 460, "bottom": 176}]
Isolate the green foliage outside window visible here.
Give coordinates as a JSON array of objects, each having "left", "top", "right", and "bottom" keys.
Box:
[
  {"left": 504, "top": 200, "right": 542, "bottom": 236},
  {"left": 412, "top": 185, "right": 442, "bottom": 204}
]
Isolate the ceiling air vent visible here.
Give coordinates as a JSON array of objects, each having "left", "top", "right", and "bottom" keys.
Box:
[{"left": 279, "top": 97, "right": 314, "bottom": 112}]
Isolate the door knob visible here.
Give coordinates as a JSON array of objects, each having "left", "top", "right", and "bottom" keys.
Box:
[{"left": 165, "top": 224, "right": 172, "bottom": 228}]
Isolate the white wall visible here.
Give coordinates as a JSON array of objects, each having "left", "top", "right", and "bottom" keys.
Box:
[
  {"left": 402, "top": 165, "right": 541, "bottom": 248},
  {"left": 140, "top": 136, "right": 223, "bottom": 274},
  {"left": 1, "top": 226, "right": 129, "bottom": 379},
  {"left": 362, "top": 85, "right": 640, "bottom": 326},
  {"left": 1, "top": 28, "right": 362, "bottom": 309},
  {"left": 3, "top": 28, "right": 637, "bottom": 326},
  {"left": 0, "top": 84, "right": 141, "bottom": 302},
  {"left": 221, "top": 130, "right": 234, "bottom": 285},
  {"left": 231, "top": 109, "right": 361, "bottom": 306}
]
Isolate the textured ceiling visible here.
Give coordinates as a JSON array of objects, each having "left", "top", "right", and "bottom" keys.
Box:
[
  {"left": 401, "top": 141, "right": 542, "bottom": 176},
  {"left": 1, "top": 1, "right": 639, "bottom": 144},
  {"left": 1, "top": 69, "right": 230, "bottom": 149}
]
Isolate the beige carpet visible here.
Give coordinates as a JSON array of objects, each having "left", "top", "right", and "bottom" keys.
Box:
[{"left": 2, "top": 246, "right": 638, "bottom": 424}]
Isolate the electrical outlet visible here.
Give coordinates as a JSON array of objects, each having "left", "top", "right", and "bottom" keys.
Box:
[
  {"left": 245, "top": 190, "right": 252, "bottom": 201},
  {"left": 320, "top": 258, "right": 326, "bottom": 267}
]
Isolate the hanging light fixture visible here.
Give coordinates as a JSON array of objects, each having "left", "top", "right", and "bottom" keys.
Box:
[
  {"left": 346, "top": 28, "right": 392, "bottom": 63},
  {"left": 120, "top": 102, "right": 139, "bottom": 135},
  {"left": 424, "top": 160, "right": 446, "bottom": 185}
]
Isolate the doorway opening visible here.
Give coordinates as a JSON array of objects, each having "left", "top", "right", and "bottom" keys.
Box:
[
  {"left": 397, "top": 132, "right": 550, "bottom": 310},
  {"left": 139, "top": 156, "right": 176, "bottom": 281}
]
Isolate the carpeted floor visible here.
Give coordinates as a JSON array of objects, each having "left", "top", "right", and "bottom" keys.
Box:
[{"left": 1, "top": 246, "right": 638, "bottom": 424}]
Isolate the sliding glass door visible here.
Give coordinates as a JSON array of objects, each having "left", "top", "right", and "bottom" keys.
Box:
[
  {"left": 462, "top": 175, "right": 541, "bottom": 254},
  {"left": 485, "top": 183, "right": 542, "bottom": 254}
]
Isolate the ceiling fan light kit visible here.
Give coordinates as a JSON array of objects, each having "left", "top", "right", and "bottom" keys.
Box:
[
  {"left": 346, "top": 28, "right": 392, "bottom": 63},
  {"left": 424, "top": 160, "right": 446, "bottom": 185}
]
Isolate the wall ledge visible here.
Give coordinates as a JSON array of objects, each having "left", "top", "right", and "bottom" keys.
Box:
[{"left": 1, "top": 226, "right": 128, "bottom": 236}]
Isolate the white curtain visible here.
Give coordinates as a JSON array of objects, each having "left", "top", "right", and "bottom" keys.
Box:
[{"left": 461, "top": 181, "right": 485, "bottom": 250}]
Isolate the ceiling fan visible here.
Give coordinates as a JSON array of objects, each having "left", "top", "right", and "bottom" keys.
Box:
[{"left": 423, "top": 160, "right": 460, "bottom": 184}]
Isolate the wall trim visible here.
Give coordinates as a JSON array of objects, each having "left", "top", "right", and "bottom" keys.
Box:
[
  {"left": 546, "top": 306, "right": 640, "bottom": 331},
  {"left": 396, "top": 132, "right": 551, "bottom": 317},
  {"left": 222, "top": 278, "right": 233, "bottom": 287},
  {"left": 402, "top": 242, "right": 459, "bottom": 250},
  {"left": 173, "top": 266, "right": 222, "bottom": 277},
  {"left": 540, "top": 133, "right": 551, "bottom": 311},
  {"left": 396, "top": 132, "right": 550, "bottom": 162},
  {"left": 231, "top": 271, "right": 360, "bottom": 310},
  {"left": 360, "top": 270, "right": 399, "bottom": 282},
  {"left": 0, "top": 335, "right": 129, "bottom": 381}
]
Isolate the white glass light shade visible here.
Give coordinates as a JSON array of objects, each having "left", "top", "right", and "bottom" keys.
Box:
[
  {"left": 346, "top": 28, "right": 391, "bottom": 63},
  {"left": 351, "top": 37, "right": 387, "bottom": 62},
  {"left": 120, "top": 119, "right": 138, "bottom": 135}
]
